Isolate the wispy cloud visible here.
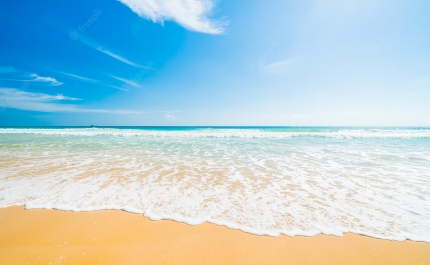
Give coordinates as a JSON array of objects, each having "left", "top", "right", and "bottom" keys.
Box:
[
  {"left": 0, "top": 88, "right": 79, "bottom": 102},
  {"left": 108, "top": 85, "right": 131, "bottom": 91},
  {"left": 61, "top": 72, "right": 102, "bottom": 84},
  {"left": 59, "top": 72, "right": 129, "bottom": 91},
  {"left": 262, "top": 60, "right": 294, "bottom": 75},
  {"left": 118, "top": 0, "right": 226, "bottom": 34},
  {"left": 74, "top": 37, "right": 147, "bottom": 68},
  {"left": 0, "top": 88, "right": 141, "bottom": 114},
  {"left": 0, "top": 66, "right": 63, "bottom": 86},
  {"left": 29, "top": 74, "right": 63, "bottom": 86},
  {"left": 0, "top": 74, "right": 62, "bottom": 86},
  {"left": 96, "top": 47, "right": 147, "bottom": 68},
  {"left": 111, "top": 75, "right": 142, "bottom": 88},
  {"left": 165, "top": 114, "right": 176, "bottom": 120}
]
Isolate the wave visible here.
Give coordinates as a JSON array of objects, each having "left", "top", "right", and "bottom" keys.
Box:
[
  {"left": 1, "top": 127, "right": 429, "bottom": 242},
  {"left": 1, "top": 127, "right": 430, "bottom": 139}
]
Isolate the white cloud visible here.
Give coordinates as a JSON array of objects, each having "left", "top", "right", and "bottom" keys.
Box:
[
  {"left": 111, "top": 75, "right": 142, "bottom": 88},
  {"left": 0, "top": 74, "right": 62, "bottom": 86},
  {"left": 262, "top": 60, "right": 294, "bottom": 75},
  {"left": 60, "top": 72, "right": 130, "bottom": 91},
  {"left": 106, "top": 85, "right": 131, "bottom": 91},
  {"left": 29, "top": 74, "right": 63, "bottom": 86},
  {"left": 165, "top": 114, "right": 176, "bottom": 120},
  {"left": 0, "top": 88, "right": 79, "bottom": 101},
  {"left": 61, "top": 72, "right": 102, "bottom": 84},
  {"left": 0, "top": 88, "right": 141, "bottom": 114},
  {"left": 75, "top": 37, "right": 147, "bottom": 68},
  {"left": 96, "top": 47, "right": 147, "bottom": 68},
  {"left": 118, "top": 0, "right": 226, "bottom": 34},
  {"left": 0, "top": 66, "right": 62, "bottom": 86}
]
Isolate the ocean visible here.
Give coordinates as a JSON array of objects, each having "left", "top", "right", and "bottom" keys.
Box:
[{"left": 0, "top": 127, "right": 429, "bottom": 242}]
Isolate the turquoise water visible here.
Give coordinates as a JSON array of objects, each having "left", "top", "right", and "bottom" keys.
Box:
[{"left": 0, "top": 127, "right": 429, "bottom": 242}]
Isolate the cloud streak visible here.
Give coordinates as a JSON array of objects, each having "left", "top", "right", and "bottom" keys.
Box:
[
  {"left": 262, "top": 60, "right": 294, "bottom": 75},
  {"left": 165, "top": 113, "right": 176, "bottom": 120},
  {"left": 96, "top": 47, "right": 147, "bottom": 68},
  {"left": 111, "top": 75, "right": 142, "bottom": 88},
  {"left": 0, "top": 75, "right": 62, "bottom": 86},
  {"left": 74, "top": 37, "right": 146, "bottom": 68},
  {"left": 29, "top": 74, "right": 63, "bottom": 86},
  {"left": 0, "top": 88, "right": 141, "bottom": 114},
  {"left": 0, "top": 66, "right": 63, "bottom": 86},
  {"left": 61, "top": 72, "right": 102, "bottom": 84},
  {"left": 118, "top": 0, "right": 226, "bottom": 34},
  {"left": 0, "top": 88, "right": 79, "bottom": 102},
  {"left": 59, "top": 72, "right": 129, "bottom": 91}
]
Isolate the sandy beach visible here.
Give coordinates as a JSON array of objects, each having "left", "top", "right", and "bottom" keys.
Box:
[{"left": 0, "top": 206, "right": 429, "bottom": 265}]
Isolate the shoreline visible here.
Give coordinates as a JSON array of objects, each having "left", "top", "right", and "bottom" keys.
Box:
[
  {"left": 1, "top": 206, "right": 429, "bottom": 264},
  {"left": 13, "top": 205, "right": 430, "bottom": 243}
]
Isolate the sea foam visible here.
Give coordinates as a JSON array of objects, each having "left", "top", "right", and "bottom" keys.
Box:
[{"left": 0, "top": 127, "right": 429, "bottom": 242}]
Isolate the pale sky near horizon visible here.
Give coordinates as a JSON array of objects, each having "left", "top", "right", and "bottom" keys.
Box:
[{"left": 0, "top": 0, "right": 429, "bottom": 126}]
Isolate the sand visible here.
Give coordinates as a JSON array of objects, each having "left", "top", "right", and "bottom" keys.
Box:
[{"left": 0, "top": 206, "right": 429, "bottom": 265}]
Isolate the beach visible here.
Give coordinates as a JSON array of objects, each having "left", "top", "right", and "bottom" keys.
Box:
[
  {"left": 0, "top": 127, "right": 429, "bottom": 264},
  {"left": 1, "top": 206, "right": 429, "bottom": 265}
]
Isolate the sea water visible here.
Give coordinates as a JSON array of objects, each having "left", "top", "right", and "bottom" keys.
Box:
[{"left": 0, "top": 127, "right": 429, "bottom": 242}]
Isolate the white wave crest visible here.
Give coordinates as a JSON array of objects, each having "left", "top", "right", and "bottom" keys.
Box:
[{"left": 1, "top": 127, "right": 430, "bottom": 139}]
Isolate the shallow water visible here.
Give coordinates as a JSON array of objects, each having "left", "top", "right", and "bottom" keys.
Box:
[{"left": 0, "top": 127, "right": 429, "bottom": 242}]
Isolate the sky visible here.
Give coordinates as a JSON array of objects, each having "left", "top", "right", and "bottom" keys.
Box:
[{"left": 0, "top": 0, "right": 429, "bottom": 126}]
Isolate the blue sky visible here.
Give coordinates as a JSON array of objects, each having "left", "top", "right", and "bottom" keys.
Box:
[{"left": 0, "top": 0, "right": 429, "bottom": 126}]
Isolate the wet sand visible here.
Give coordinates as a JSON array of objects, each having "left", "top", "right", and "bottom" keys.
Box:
[{"left": 0, "top": 206, "right": 429, "bottom": 265}]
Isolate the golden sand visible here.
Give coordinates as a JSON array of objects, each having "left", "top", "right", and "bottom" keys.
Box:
[{"left": 0, "top": 206, "right": 429, "bottom": 265}]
